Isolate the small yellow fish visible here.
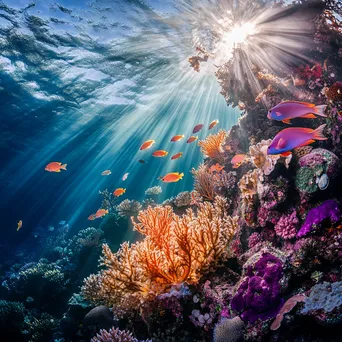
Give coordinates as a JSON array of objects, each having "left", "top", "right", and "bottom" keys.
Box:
[
  {"left": 152, "top": 150, "right": 168, "bottom": 157},
  {"left": 231, "top": 154, "right": 247, "bottom": 168},
  {"left": 159, "top": 172, "right": 184, "bottom": 183},
  {"left": 45, "top": 162, "right": 67, "bottom": 172},
  {"left": 113, "top": 188, "right": 126, "bottom": 197},
  {"left": 101, "top": 170, "right": 111, "bottom": 176},
  {"left": 209, "top": 120, "right": 219, "bottom": 130},
  {"left": 187, "top": 136, "right": 198, "bottom": 144},
  {"left": 171, "top": 152, "right": 183, "bottom": 160},
  {"left": 95, "top": 209, "right": 109, "bottom": 218},
  {"left": 209, "top": 163, "right": 224, "bottom": 173},
  {"left": 17, "top": 220, "right": 22, "bottom": 231},
  {"left": 171, "top": 135, "right": 184, "bottom": 142},
  {"left": 140, "top": 140, "right": 155, "bottom": 150}
]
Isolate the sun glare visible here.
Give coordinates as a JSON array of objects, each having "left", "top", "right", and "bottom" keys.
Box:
[{"left": 228, "top": 22, "right": 257, "bottom": 44}]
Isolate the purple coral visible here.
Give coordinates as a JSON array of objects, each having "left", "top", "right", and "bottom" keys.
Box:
[
  {"left": 91, "top": 327, "right": 151, "bottom": 342},
  {"left": 274, "top": 210, "right": 299, "bottom": 240},
  {"left": 297, "top": 200, "right": 341, "bottom": 238},
  {"left": 248, "top": 233, "right": 262, "bottom": 249},
  {"left": 231, "top": 253, "right": 284, "bottom": 323}
]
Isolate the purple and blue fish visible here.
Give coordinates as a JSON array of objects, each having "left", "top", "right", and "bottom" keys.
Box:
[
  {"left": 267, "top": 101, "right": 327, "bottom": 124},
  {"left": 267, "top": 124, "right": 327, "bottom": 156}
]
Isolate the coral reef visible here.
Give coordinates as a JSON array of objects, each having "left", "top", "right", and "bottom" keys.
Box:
[{"left": 91, "top": 327, "right": 150, "bottom": 342}]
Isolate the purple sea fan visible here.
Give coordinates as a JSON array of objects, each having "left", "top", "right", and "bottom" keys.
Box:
[
  {"left": 274, "top": 210, "right": 299, "bottom": 239},
  {"left": 297, "top": 200, "right": 341, "bottom": 238}
]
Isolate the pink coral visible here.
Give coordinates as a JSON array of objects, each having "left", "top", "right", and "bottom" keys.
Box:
[
  {"left": 248, "top": 233, "right": 262, "bottom": 249},
  {"left": 274, "top": 211, "right": 299, "bottom": 240}
]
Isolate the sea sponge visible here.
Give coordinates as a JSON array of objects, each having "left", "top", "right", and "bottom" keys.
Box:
[{"left": 274, "top": 210, "right": 299, "bottom": 240}]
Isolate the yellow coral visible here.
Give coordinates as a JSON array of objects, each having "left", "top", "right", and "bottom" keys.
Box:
[
  {"left": 82, "top": 198, "right": 238, "bottom": 313},
  {"left": 198, "top": 130, "right": 226, "bottom": 163}
]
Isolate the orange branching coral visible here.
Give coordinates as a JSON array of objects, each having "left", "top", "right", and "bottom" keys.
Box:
[
  {"left": 192, "top": 163, "right": 216, "bottom": 201},
  {"left": 82, "top": 197, "right": 238, "bottom": 314},
  {"left": 198, "top": 130, "right": 227, "bottom": 163}
]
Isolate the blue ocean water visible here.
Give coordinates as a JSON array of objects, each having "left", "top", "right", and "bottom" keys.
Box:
[{"left": 0, "top": 0, "right": 240, "bottom": 248}]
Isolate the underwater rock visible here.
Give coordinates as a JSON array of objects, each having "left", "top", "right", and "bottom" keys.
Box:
[
  {"left": 84, "top": 305, "right": 115, "bottom": 330},
  {"left": 295, "top": 148, "right": 340, "bottom": 195},
  {"left": 213, "top": 316, "right": 244, "bottom": 342},
  {"left": 297, "top": 199, "right": 341, "bottom": 237}
]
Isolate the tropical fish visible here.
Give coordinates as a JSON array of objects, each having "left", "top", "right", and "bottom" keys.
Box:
[
  {"left": 17, "top": 220, "right": 22, "bottom": 231},
  {"left": 231, "top": 154, "right": 247, "bottom": 168},
  {"left": 267, "top": 124, "right": 327, "bottom": 156},
  {"left": 187, "top": 136, "right": 198, "bottom": 143},
  {"left": 101, "top": 170, "right": 111, "bottom": 176},
  {"left": 122, "top": 172, "right": 129, "bottom": 181},
  {"left": 113, "top": 188, "right": 126, "bottom": 197},
  {"left": 152, "top": 150, "right": 168, "bottom": 157},
  {"left": 171, "top": 135, "right": 184, "bottom": 142},
  {"left": 193, "top": 124, "right": 204, "bottom": 134},
  {"left": 45, "top": 162, "right": 67, "bottom": 172},
  {"left": 159, "top": 172, "right": 184, "bottom": 183},
  {"left": 95, "top": 209, "right": 109, "bottom": 218},
  {"left": 140, "top": 140, "right": 155, "bottom": 150},
  {"left": 267, "top": 101, "right": 327, "bottom": 124},
  {"left": 171, "top": 152, "right": 183, "bottom": 160},
  {"left": 209, "top": 163, "right": 224, "bottom": 173},
  {"left": 138, "top": 159, "right": 146, "bottom": 164},
  {"left": 88, "top": 214, "right": 96, "bottom": 221},
  {"left": 209, "top": 120, "right": 219, "bottom": 130}
]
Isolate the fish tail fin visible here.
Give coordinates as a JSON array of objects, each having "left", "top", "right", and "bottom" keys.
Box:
[
  {"left": 180, "top": 172, "right": 184, "bottom": 178},
  {"left": 312, "top": 124, "right": 328, "bottom": 140},
  {"left": 61, "top": 163, "right": 67, "bottom": 170},
  {"left": 314, "top": 105, "right": 327, "bottom": 117}
]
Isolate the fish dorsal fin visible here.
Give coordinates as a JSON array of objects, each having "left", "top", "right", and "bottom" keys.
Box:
[
  {"left": 276, "top": 138, "right": 286, "bottom": 149},
  {"left": 280, "top": 100, "right": 315, "bottom": 107}
]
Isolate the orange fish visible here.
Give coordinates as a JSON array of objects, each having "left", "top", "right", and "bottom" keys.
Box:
[
  {"left": 159, "top": 172, "right": 184, "bottom": 183},
  {"left": 193, "top": 124, "right": 204, "bottom": 134},
  {"left": 187, "top": 136, "right": 198, "bottom": 143},
  {"left": 152, "top": 150, "right": 168, "bottom": 157},
  {"left": 95, "top": 209, "right": 109, "bottom": 218},
  {"left": 231, "top": 154, "right": 247, "bottom": 168},
  {"left": 209, "top": 163, "right": 224, "bottom": 173},
  {"left": 171, "top": 135, "right": 184, "bottom": 142},
  {"left": 17, "top": 220, "right": 22, "bottom": 231},
  {"left": 113, "top": 188, "right": 126, "bottom": 197},
  {"left": 140, "top": 140, "right": 155, "bottom": 150},
  {"left": 101, "top": 170, "right": 111, "bottom": 176},
  {"left": 45, "top": 162, "right": 67, "bottom": 172},
  {"left": 171, "top": 152, "right": 183, "bottom": 160},
  {"left": 88, "top": 214, "right": 96, "bottom": 221},
  {"left": 209, "top": 120, "right": 219, "bottom": 130}
]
